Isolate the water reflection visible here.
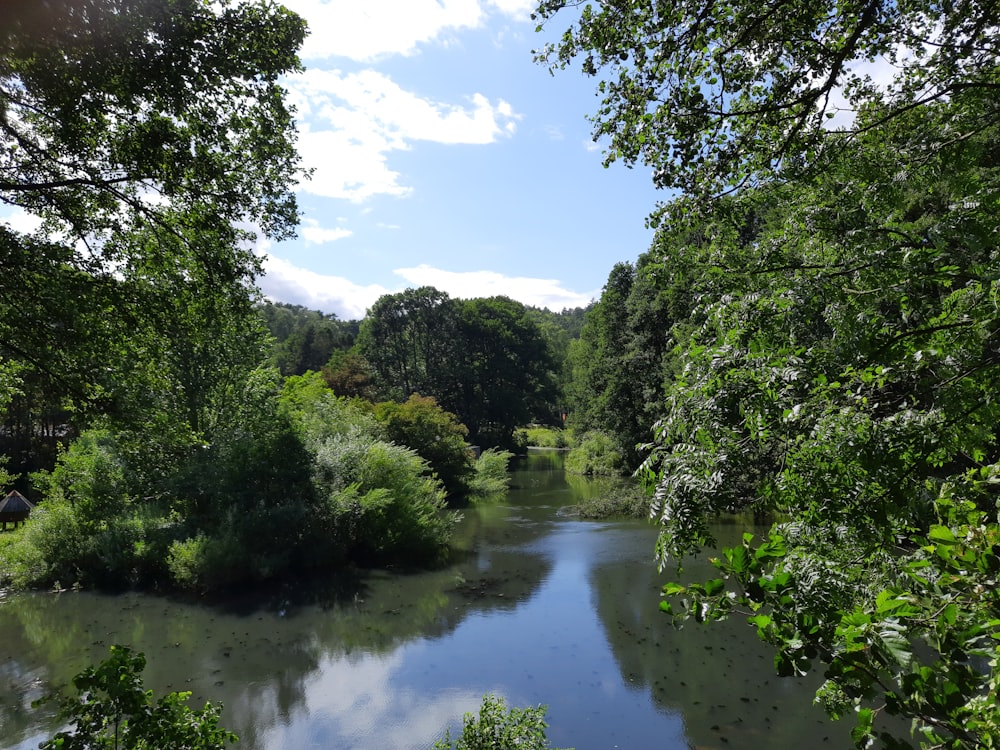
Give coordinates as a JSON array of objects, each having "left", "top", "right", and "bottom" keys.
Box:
[{"left": 0, "top": 450, "right": 848, "bottom": 749}]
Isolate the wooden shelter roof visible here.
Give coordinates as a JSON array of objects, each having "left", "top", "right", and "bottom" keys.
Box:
[{"left": 0, "top": 490, "right": 34, "bottom": 516}]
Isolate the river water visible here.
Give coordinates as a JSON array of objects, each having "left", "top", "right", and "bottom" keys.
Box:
[{"left": 1, "top": 450, "right": 847, "bottom": 749}]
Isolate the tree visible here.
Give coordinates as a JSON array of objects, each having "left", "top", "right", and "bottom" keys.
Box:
[
  {"left": 538, "top": 1, "right": 1000, "bottom": 746},
  {"left": 40, "top": 645, "right": 236, "bottom": 750},
  {"left": 372, "top": 394, "right": 473, "bottom": 499},
  {"left": 1, "top": 0, "right": 307, "bottom": 469},
  {"left": 456, "top": 296, "right": 557, "bottom": 448},
  {"left": 646, "top": 98, "right": 1000, "bottom": 747},
  {"left": 358, "top": 289, "right": 558, "bottom": 448},
  {"left": 357, "top": 287, "right": 460, "bottom": 403},
  {"left": 432, "top": 694, "right": 568, "bottom": 750},
  {"left": 533, "top": 0, "right": 1000, "bottom": 199}
]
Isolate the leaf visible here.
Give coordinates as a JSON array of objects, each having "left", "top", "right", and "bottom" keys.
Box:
[{"left": 928, "top": 525, "right": 958, "bottom": 546}]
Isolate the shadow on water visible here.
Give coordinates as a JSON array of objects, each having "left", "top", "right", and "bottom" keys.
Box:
[{"left": 1, "top": 449, "right": 851, "bottom": 750}]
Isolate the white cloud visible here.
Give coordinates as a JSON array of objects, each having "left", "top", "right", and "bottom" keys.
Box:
[
  {"left": 394, "top": 264, "right": 596, "bottom": 310},
  {"left": 258, "top": 253, "right": 391, "bottom": 320},
  {"left": 258, "top": 255, "right": 596, "bottom": 318},
  {"left": 0, "top": 207, "right": 44, "bottom": 234},
  {"left": 287, "top": 68, "right": 520, "bottom": 201},
  {"left": 300, "top": 218, "right": 353, "bottom": 244},
  {"left": 486, "top": 0, "right": 537, "bottom": 20},
  {"left": 284, "top": 0, "right": 485, "bottom": 62}
]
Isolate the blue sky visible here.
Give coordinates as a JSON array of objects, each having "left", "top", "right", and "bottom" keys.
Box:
[{"left": 259, "top": 0, "right": 664, "bottom": 320}]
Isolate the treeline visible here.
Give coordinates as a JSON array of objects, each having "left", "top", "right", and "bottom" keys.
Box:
[{"left": 259, "top": 294, "right": 586, "bottom": 449}]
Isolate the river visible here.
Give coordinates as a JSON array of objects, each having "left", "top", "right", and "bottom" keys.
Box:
[{"left": 1, "top": 449, "right": 847, "bottom": 749}]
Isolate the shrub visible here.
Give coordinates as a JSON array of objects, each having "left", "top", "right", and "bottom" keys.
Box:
[
  {"left": 431, "top": 694, "right": 569, "bottom": 750},
  {"left": 563, "top": 432, "right": 626, "bottom": 476},
  {"left": 313, "top": 432, "right": 455, "bottom": 565},
  {"left": 467, "top": 449, "right": 514, "bottom": 498},
  {"left": 40, "top": 645, "right": 236, "bottom": 750},
  {"left": 373, "top": 394, "right": 473, "bottom": 498},
  {"left": 522, "top": 427, "right": 572, "bottom": 449}
]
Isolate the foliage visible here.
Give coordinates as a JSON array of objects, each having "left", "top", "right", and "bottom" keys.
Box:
[
  {"left": 467, "top": 448, "right": 515, "bottom": 498},
  {"left": 357, "top": 286, "right": 459, "bottom": 403},
  {"left": 638, "top": 95, "right": 1000, "bottom": 748},
  {"left": 539, "top": 1, "right": 1000, "bottom": 745},
  {"left": 573, "top": 482, "right": 649, "bottom": 520},
  {"left": 522, "top": 427, "right": 572, "bottom": 449},
  {"left": 358, "top": 288, "right": 558, "bottom": 448},
  {"left": 565, "top": 261, "right": 674, "bottom": 468},
  {"left": 1, "top": 0, "right": 306, "bottom": 409},
  {"left": 431, "top": 694, "right": 569, "bottom": 750},
  {"left": 322, "top": 350, "right": 376, "bottom": 400},
  {"left": 564, "top": 432, "right": 626, "bottom": 477},
  {"left": 282, "top": 377, "right": 456, "bottom": 567},
  {"left": 533, "top": 0, "right": 1000, "bottom": 199},
  {"left": 310, "top": 432, "right": 455, "bottom": 566},
  {"left": 258, "top": 302, "right": 358, "bottom": 377},
  {"left": 39, "top": 645, "right": 236, "bottom": 750},
  {"left": 373, "top": 394, "right": 474, "bottom": 498}
]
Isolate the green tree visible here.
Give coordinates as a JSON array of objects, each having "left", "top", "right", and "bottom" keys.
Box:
[
  {"left": 534, "top": 0, "right": 1000, "bottom": 198},
  {"left": 357, "top": 287, "right": 460, "bottom": 402},
  {"left": 373, "top": 394, "right": 473, "bottom": 499},
  {"left": 538, "top": 1, "right": 1000, "bottom": 746},
  {"left": 1, "top": 0, "right": 306, "bottom": 471},
  {"left": 431, "top": 694, "right": 568, "bottom": 750},
  {"left": 40, "top": 645, "right": 236, "bottom": 750},
  {"left": 647, "top": 99, "right": 1000, "bottom": 747},
  {"left": 456, "top": 296, "right": 558, "bottom": 448},
  {"left": 358, "top": 290, "right": 557, "bottom": 448}
]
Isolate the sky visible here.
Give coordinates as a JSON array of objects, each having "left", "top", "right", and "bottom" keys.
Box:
[{"left": 258, "top": 0, "right": 664, "bottom": 320}]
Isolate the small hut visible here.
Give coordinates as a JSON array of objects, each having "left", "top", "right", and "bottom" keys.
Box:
[{"left": 0, "top": 490, "right": 34, "bottom": 531}]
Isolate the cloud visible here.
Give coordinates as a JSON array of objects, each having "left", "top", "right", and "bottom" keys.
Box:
[
  {"left": 284, "top": 0, "right": 531, "bottom": 62},
  {"left": 258, "top": 253, "right": 391, "bottom": 320},
  {"left": 0, "top": 207, "right": 44, "bottom": 234},
  {"left": 284, "top": 0, "right": 483, "bottom": 62},
  {"left": 300, "top": 218, "right": 353, "bottom": 244},
  {"left": 258, "top": 255, "right": 596, "bottom": 318},
  {"left": 486, "top": 0, "right": 537, "bottom": 20},
  {"left": 394, "top": 264, "right": 596, "bottom": 310},
  {"left": 287, "top": 69, "right": 520, "bottom": 201}
]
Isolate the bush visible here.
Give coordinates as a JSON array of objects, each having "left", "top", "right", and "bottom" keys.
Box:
[
  {"left": 467, "top": 449, "right": 513, "bottom": 498},
  {"left": 40, "top": 645, "right": 236, "bottom": 750},
  {"left": 431, "top": 694, "right": 569, "bottom": 750},
  {"left": 522, "top": 427, "right": 572, "bottom": 449},
  {"left": 313, "top": 432, "right": 455, "bottom": 565},
  {"left": 563, "top": 432, "right": 626, "bottom": 476},
  {"left": 373, "top": 395, "right": 473, "bottom": 497}
]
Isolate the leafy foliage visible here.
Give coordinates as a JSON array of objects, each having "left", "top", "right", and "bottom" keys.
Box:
[
  {"left": 373, "top": 394, "right": 474, "bottom": 498},
  {"left": 467, "top": 448, "right": 515, "bottom": 498},
  {"left": 358, "top": 288, "right": 558, "bottom": 448},
  {"left": 258, "top": 302, "right": 357, "bottom": 377},
  {"left": 533, "top": 0, "right": 1000, "bottom": 199},
  {"left": 431, "top": 694, "right": 569, "bottom": 750},
  {"left": 1, "top": 0, "right": 306, "bottom": 477},
  {"left": 39, "top": 645, "right": 236, "bottom": 750},
  {"left": 539, "top": 1, "right": 1000, "bottom": 745},
  {"left": 564, "top": 432, "right": 626, "bottom": 477}
]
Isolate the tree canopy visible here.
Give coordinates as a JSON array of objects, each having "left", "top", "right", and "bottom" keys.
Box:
[
  {"left": 1, "top": 0, "right": 307, "bottom": 474},
  {"left": 533, "top": 0, "right": 1000, "bottom": 198}
]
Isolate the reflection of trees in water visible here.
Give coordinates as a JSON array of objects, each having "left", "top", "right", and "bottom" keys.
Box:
[{"left": 589, "top": 525, "right": 849, "bottom": 750}]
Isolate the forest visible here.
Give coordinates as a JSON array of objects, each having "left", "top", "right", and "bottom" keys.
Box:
[{"left": 2, "top": 0, "right": 999, "bottom": 748}]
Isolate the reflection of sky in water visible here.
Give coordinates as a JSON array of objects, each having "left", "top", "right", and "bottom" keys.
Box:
[
  {"left": 258, "top": 649, "right": 484, "bottom": 750},
  {"left": 247, "top": 518, "right": 688, "bottom": 750}
]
